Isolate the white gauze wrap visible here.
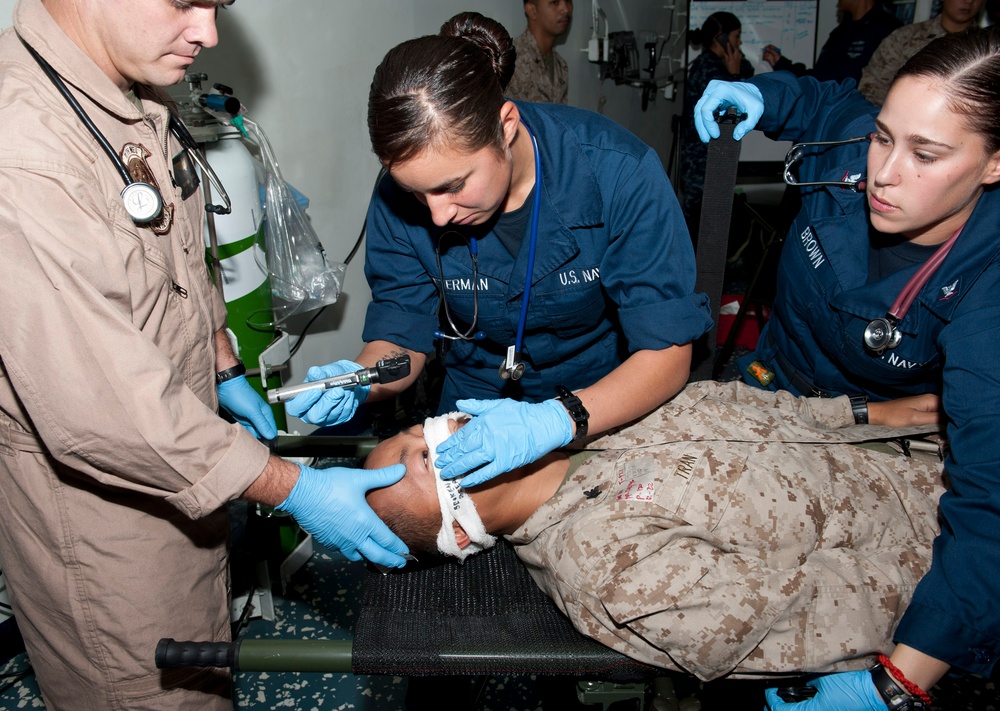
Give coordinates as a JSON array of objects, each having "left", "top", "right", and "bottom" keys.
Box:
[{"left": 424, "top": 412, "right": 496, "bottom": 561}]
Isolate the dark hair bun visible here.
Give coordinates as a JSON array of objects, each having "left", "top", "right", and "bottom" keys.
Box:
[{"left": 440, "top": 12, "right": 516, "bottom": 90}]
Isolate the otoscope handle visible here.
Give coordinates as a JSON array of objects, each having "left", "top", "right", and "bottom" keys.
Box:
[
  {"left": 266, "top": 355, "right": 411, "bottom": 405},
  {"left": 268, "top": 371, "right": 363, "bottom": 404}
]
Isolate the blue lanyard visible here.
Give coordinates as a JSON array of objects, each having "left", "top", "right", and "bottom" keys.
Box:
[{"left": 515, "top": 119, "right": 542, "bottom": 353}]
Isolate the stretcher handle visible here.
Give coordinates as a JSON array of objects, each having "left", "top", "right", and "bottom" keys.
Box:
[
  {"left": 155, "top": 637, "right": 354, "bottom": 672},
  {"left": 156, "top": 638, "right": 236, "bottom": 670}
]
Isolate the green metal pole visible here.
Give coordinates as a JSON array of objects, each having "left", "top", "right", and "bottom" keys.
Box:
[{"left": 235, "top": 639, "right": 353, "bottom": 673}]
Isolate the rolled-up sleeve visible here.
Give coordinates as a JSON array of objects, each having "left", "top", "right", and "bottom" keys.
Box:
[{"left": 599, "top": 148, "right": 712, "bottom": 350}]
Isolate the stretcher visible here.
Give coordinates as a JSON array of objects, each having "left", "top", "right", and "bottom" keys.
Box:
[
  {"left": 159, "top": 537, "right": 677, "bottom": 709},
  {"left": 158, "top": 430, "right": 671, "bottom": 709}
]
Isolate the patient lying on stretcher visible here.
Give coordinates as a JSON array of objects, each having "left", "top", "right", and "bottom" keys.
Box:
[{"left": 364, "top": 380, "right": 944, "bottom": 681}]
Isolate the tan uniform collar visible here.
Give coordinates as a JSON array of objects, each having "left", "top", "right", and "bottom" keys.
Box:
[{"left": 13, "top": 0, "right": 151, "bottom": 122}]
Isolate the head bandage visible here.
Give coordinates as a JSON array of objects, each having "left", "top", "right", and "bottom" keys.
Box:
[{"left": 424, "top": 413, "right": 496, "bottom": 561}]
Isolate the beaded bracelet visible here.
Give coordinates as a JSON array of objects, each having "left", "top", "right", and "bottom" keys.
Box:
[{"left": 877, "top": 654, "right": 933, "bottom": 707}]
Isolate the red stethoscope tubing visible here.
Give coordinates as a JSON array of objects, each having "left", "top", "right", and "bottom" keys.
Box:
[{"left": 887, "top": 225, "right": 963, "bottom": 321}]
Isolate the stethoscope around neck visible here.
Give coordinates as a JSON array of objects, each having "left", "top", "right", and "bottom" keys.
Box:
[
  {"left": 433, "top": 118, "right": 542, "bottom": 382},
  {"left": 21, "top": 36, "right": 231, "bottom": 225},
  {"left": 783, "top": 132, "right": 965, "bottom": 356},
  {"left": 862, "top": 225, "right": 963, "bottom": 355}
]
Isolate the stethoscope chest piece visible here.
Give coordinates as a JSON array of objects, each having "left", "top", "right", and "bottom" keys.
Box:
[
  {"left": 121, "top": 182, "right": 163, "bottom": 223},
  {"left": 861, "top": 226, "right": 964, "bottom": 356},
  {"left": 20, "top": 35, "right": 230, "bottom": 225},
  {"left": 499, "top": 345, "right": 525, "bottom": 381},
  {"left": 863, "top": 317, "right": 903, "bottom": 356}
]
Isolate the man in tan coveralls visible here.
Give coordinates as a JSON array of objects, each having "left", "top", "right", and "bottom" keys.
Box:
[
  {"left": 366, "top": 380, "right": 944, "bottom": 681},
  {"left": 0, "top": 1, "right": 408, "bottom": 709},
  {"left": 506, "top": 0, "right": 573, "bottom": 104}
]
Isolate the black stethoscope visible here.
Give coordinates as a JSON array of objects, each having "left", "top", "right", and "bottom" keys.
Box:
[
  {"left": 433, "top": 118, "right": 542, "bottom": 382},
  {"left": 784, "top": 133, "right": 964, "bottom": 355},
  {"left": 22, "top": 37, "right": 231, "bottom": 225}
]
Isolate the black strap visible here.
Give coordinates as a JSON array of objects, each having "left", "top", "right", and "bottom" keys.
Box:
[{"left": 690, "top": 109, "right": 744, "bottom": 382}]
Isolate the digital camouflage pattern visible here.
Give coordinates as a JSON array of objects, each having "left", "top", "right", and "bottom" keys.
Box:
[
  {"left": 858, "top": 16, "right": 947, "bottom": 107},
  {"left": 509, "top": 380, "right": 944, "bottom": 680},
  {"left": 507, "top": 27, "right": 568, "bottom": 104}
]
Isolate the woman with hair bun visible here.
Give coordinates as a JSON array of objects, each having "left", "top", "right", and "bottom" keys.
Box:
[{"left": 289, "top": 12, "right": 712, "bottom": 489}]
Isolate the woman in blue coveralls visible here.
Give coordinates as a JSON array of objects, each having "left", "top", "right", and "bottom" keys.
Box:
[
  {"left": 695, "top": 27, "right": 1000, "bottom": 711},
  {"left": 287, "top": 12, "right": 712, "bottom": 487}
]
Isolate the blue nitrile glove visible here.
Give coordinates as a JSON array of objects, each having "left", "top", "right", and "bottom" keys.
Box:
[
  {"left": 435, "top": 398, "right": 573, "bottom": 488},
  {"left": 694, "top": 79, "right": 765, "bottom": 143},
  {"left": 275, "top": 463, "right": 408, "bottom": 568},
  {"left": 284, "top": 360, "right": 369, "bottom": 427},
  {"left": 764, "top": 670, "right": 887, "bottom": 711},
  {"left": 218, "top": 374, "right": 278, "bottom": 440}
]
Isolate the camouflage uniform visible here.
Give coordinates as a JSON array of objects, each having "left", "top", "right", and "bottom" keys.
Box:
[
  {"left": 507, "top": 28, "right": 569, "bottom": 104},
  {"left": 509, "top": 380, "right": 943, "bottom": 681},
  {"left": 858, "top": 17, "right": 947, "bottom": 107}
]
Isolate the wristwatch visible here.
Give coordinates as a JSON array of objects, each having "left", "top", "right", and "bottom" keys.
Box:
[
  {"left": 215, "top": 362, "right": 246, "bottom": 385},
  {"left": 850, "top": 393, "right": 870, "bottom": 425},
  {"left": 869, "top": 662, "right": 927, "bottom": 710},
  {"left": 555, "top": 385, "right": 589, "bottom": 441}
]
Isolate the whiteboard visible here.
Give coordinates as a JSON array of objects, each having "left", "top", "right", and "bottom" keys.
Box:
[{"left": 688, "top": 0, "right": 819, "bottom": 76}]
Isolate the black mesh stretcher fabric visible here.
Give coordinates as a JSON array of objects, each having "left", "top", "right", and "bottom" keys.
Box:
[{"left": 351, "top": 539, "right": 658, "bottom": 681}]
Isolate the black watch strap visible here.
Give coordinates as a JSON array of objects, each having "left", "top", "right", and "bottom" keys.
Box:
[
  {"left": 850, "top": 393, "right": 870, "bottom": 425},
  {"left": 215, "top": 362, "right": 246, "bottom": 385},
  {"left": 869, "top": 663, "right": 926, "bottom": 710},
  {"left": 555, "top": 385, "right": 589, "bottom": 441}
]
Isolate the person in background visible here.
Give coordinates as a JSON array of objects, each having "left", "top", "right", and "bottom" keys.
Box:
[
  {"left": 0, "top": 0, "right": 407, "bottom": 708},
  {"left": 695, "top": 26, "right": 1000, "bottom": 711},
  {"left": 859, "top": 0, "right": 984, "bottom": 106},
  {"left": 364, "top": 380, "right": 944, "bottom": 682},
  {"left": 763, "top": 0, "right": 901, "bottom": 84},
  {"left": 289, "top": 13, "right": 711, "bottom": 495},
  {"left": 506, "top": 0, "right": 573, "bottom": 104},
  {"left": 681, "top": 11, "right": 754, "bottom": 234}
]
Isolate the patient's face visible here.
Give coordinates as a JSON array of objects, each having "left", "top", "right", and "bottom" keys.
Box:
[
  {"left": 364, "top": 418, "right": 467, "bottom": 550},
  {"left": 366, "top": 424, "right": 438, "bottom": 519},
  {"left": 365, "top": 418, "right": 463, "bottom": 474}
]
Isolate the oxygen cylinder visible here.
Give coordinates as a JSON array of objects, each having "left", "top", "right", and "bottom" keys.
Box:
[{"left": 201, "top": 125, "right": 287, "bottom": 429}]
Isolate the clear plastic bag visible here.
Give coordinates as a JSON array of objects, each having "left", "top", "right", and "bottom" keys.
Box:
[{"left": 241, "top": 117, "right": 345, "bottom": 325}]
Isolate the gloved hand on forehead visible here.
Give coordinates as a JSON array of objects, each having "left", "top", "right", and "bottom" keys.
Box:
[
  {"left": 285, "top": 360, "right": 369, "bottom": 427},
  {"left": 218, "top": 374, "right": 278, "bottom": 440},
  {"left": 694, "top": 79, "right": 764, "bottom": 142},
  {"left": 276, "top": 462, "right": 409, "bottom": 568},
  {"left": 764, "top": 670, "right": 887, "bottom": 711},
  {"left": 434, "top": 398, "right": 573, "bottom": 488}
]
